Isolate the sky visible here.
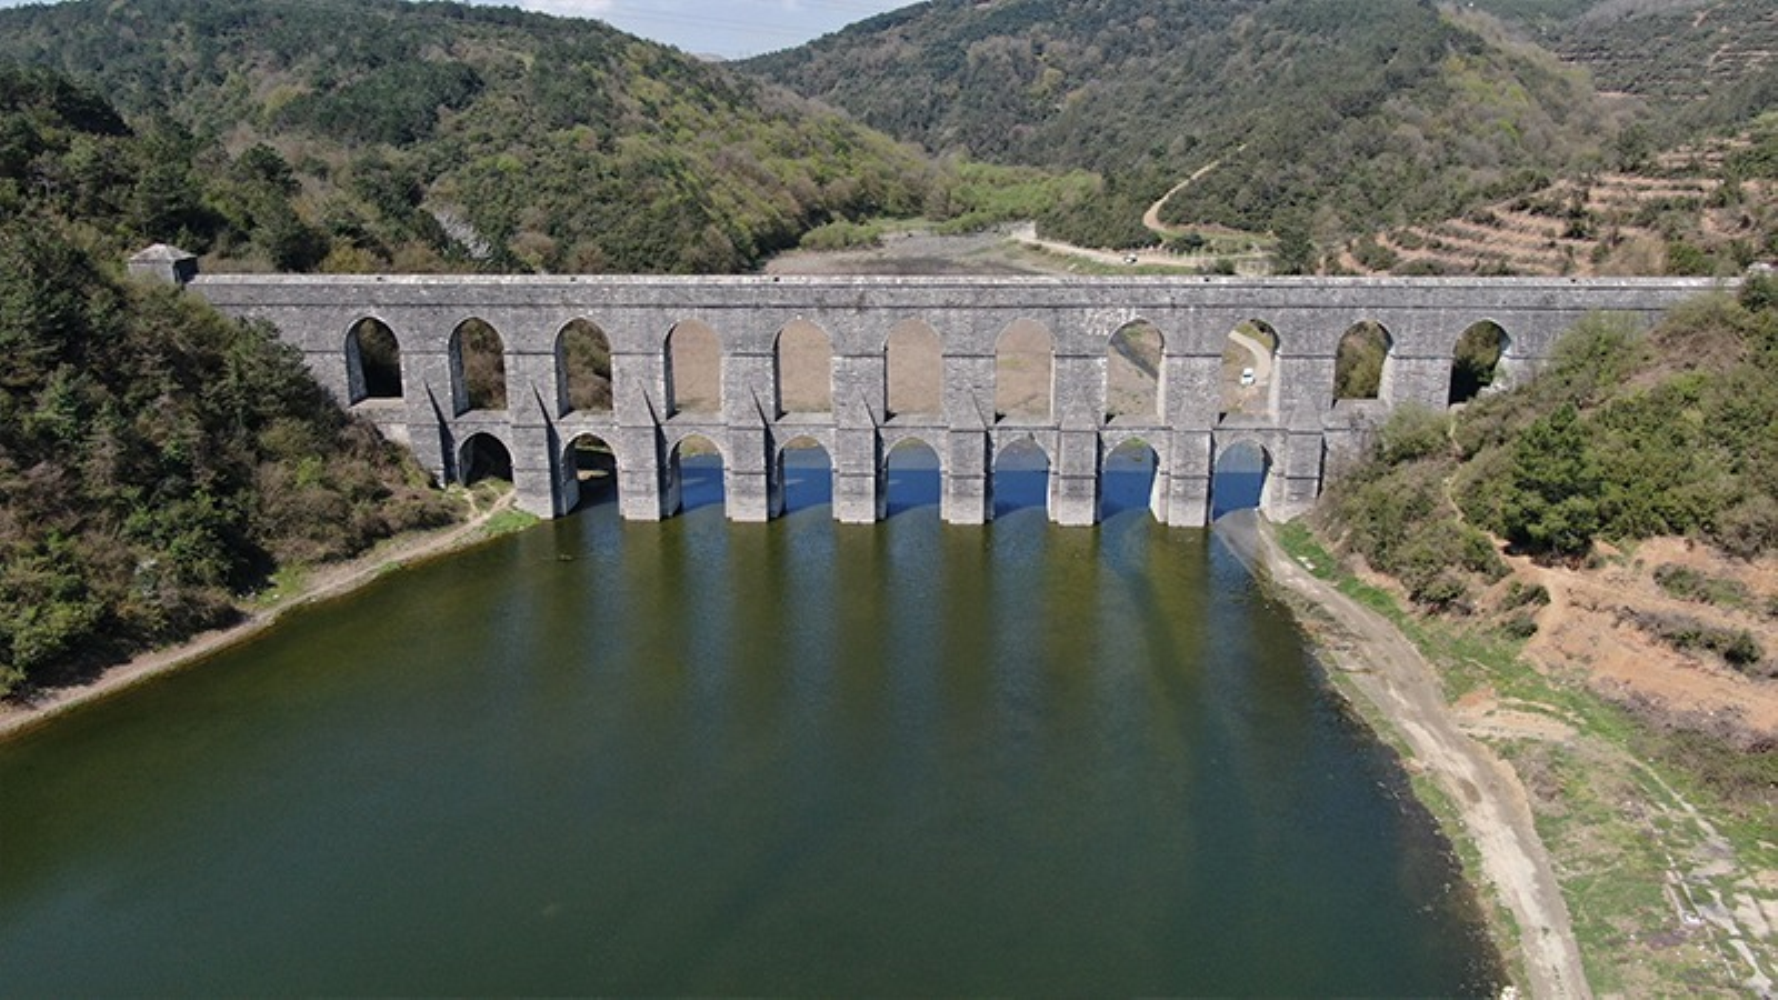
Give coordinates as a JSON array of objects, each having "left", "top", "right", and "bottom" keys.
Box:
[
  {"left": 506, "top": 0, "right": 914, "bottom": 58},
  {"left": 0, "top": 0, "right": 918, "bottom": 60}
]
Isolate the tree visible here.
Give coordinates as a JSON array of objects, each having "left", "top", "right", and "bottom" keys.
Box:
[
  {"left": 1500, "top": 403, "right": 1601, "bottom": 557},
  {"left": 1272, "top": 213, "right": 1315, "bottom": 275}
]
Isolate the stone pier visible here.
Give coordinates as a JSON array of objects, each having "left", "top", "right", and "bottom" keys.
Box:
[{"left": 182, "top": 270, "right": 1715, "bottom": 526}]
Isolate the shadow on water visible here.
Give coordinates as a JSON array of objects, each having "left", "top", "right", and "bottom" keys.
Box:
[
  {"left": 992, "top": 441, "right": 1049, "bottom": 520},
  {"left": 568, "top": 441, "right": 618, "bottom": 513},
  {"left": 0, "top": 439, "right": 1505, "bottom": 996},
  {"left": 885, "top": 442, "right": 941, "bottom": 517},
  {"left": 1211, "top": 441, "right": 1268, "bottom": 522},
  {"left": 780, "top": 446, "right": 833, "bottom": 515},
  {"left": 680, "top": 453, "right": 725, "bottom": 513},
  {"left": 1100, "top": 446, "right": 1158, "bottom": 522}
]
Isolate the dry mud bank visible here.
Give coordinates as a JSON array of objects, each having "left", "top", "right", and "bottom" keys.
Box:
[{"left": 1228, "top": 512, "right": 1778, "bottom": 998}]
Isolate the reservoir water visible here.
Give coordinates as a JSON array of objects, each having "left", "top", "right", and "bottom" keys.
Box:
[{"left": 0, "top": 451, "right": 1501, "bottom": 994}]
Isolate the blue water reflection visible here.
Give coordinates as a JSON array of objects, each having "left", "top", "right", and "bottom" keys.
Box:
[{"left": 780, "top": 445, "right": 833, "bottom": 514}]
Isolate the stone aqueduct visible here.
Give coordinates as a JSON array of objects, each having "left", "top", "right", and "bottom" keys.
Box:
[{"left": 173, "top": 267, "right": 1712, "bottom": 527}]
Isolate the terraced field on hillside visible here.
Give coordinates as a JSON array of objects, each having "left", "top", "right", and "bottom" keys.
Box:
[
  {"left": 1338, "top": 137, "right": 1774, "bottom": 276},
  {"left": 1555, "top": 0, "right": 1778, "bottom": 104}
]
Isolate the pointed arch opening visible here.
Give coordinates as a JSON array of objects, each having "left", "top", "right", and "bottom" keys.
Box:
[
  {"left": 1102, "top": 438, "right": 1160, "bottom": 521},
  {"left": 345, "top": 318, "right": 402, "bottom": 405},
  {"left": 564, "top": 433, "right": 617, "bottom": 512},
  {"left": 776, "top": 436, "right": 833, "bottom": 516},
  {"left": 669, "top": 433, "right": 725, "bottom": 514},
  {"left": 1334, "top": 321, "right": 1392, "bottom": 402},
  {"left": 459, "top": 432, "right": 513, "bottom": 487},
  {"left": 1221, "top": 319, "right": 1278, "bottom": 417},
  {"left": 557, "top": 319, "right": 612, "bottom": 415},
  {"left": 666, "top": 320, "right": 721, "bottom": 416},
  {"left": 775, "top": 320, "right": 833, "bottom": 416},
  {"left": 450, "top": 318, "right": 507, "bottom": 414},
  {"left": 1107, "top": 320, "right": 1164, "bottom": 420},
  {"left": 994, "top": 319, "right": 1054, "bottom": 421},
  {"left": 993, "top": 436, "right": 1051, "bottom": 517},
  {"left": 884, "top": 437, "right": 941, "bottom": 516},
  {"left": 1449, "top": 321, "right": 1509, "bottom": 406},
  {"left": 1212, "top": 440, "right": 1271, "bottom": 520},
  {"left": 886, "top": 319, "right": 942, "bottom": 418}
]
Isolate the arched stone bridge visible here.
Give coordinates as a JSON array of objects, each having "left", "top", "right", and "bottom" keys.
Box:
[{"left": 184, "top": 272, "right": 1714, "bottom": 527}]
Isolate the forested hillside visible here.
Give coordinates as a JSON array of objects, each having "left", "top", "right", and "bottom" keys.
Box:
[
  {"left": 1336, "top": 122, "right": 1778, "bottom": 277},
  {"left": 0, "top": 66, "right": 458, "bottom": 698},
  {"left": 1311, "top": 279, "right": 1778, "bottom": 837},
  {"left": 1529, "top": 0, "right": 1778, "bottom": 118},
  {"left": 0, "top": 0, "right": 944, "bottom": 273},
  {"left": 744, "top": 0, "right": 1614, "bottom": 253},
  {"left": 1322, "top": 279, "right": 1778, "bottom": 605}
]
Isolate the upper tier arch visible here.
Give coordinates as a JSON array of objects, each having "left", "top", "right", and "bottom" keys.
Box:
[{"left": 186, "top": 271, "right": 1722, "bottom": 527}]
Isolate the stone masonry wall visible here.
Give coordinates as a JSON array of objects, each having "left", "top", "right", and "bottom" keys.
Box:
[{"left": 189, "top": 273, "right": 1718, "bottom": 526}]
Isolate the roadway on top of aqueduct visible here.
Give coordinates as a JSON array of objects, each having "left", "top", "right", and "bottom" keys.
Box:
[{"left": 180, "top": 268, "right": 1720, "bottom": 527}]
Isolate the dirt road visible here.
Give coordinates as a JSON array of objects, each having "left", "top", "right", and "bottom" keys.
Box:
[
  {"left": 1228, "top": 513, "right": 1592, "bottom": 999},
  {"left": 1141, "top": 155, "right": 1232, "bottom": 237}
]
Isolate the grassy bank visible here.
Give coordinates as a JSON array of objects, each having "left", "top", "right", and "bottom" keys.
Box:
[{"left": 1274, "top": 521, "right": 1777, "bottom": 997}]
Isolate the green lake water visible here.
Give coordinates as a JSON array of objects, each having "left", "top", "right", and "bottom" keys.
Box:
[{"left": 0, "top": 452, "right": 1502, "bottom": 994}]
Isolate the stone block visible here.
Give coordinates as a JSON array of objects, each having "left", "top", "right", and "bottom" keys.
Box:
[
  {"left": 832, "top": 356, "right": 885, "bottom": 427},
  {"left": 944, "top": 355, "right": 995, "bottom": 426},
  {"left": 831, "top": 428, "right": 880, "bottom": 478},
  {"left": 946, "top": 429, "right": 991, "bottom": 480},
  {"left": 1053, "top": 354, "right": 1106, "bottom": 428},
  {"left": 1381, "top": 356, "right": 1452, "bottom": 410},
  {"left": 834, "top": 474, "right": 881, "bottom": 524},
  {"left": 943, "top": 474, "right": 989, "bottom": 525},
  {"left": 1169, "top": 430, "right": 1214, "bottom": 478},
  {"left": 1166, "top": 475, "right": 1211, "bottom": 528},
  {"left": 726, "top": 426, "right": 772, "bottom": 476},
  {"left": 1051, "top": 475, "right": 1099, "bottom": 526},
  {"left": 726, "top": 466, "right": 772, "bottom": 523},
  {"left": 1055, "top": 430, "right": 1102, "bottom": 479},
  {"left": 723, "top": 353, "right": 778, "bottom": 425}
]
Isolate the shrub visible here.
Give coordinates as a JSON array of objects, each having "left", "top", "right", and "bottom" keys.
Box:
[
  {"left": 1501, "top": 580, "right": 1551, "bottom": 611},
  {"left": 798, "top": 218, "right": 883, "bottom": 252},
  {"left": 1652, "top": 563, "right": 1750, "bottom": 608},
  {"left": 1374, "top": 405, "right": 1451, "bottom": 464},
  {"left": 1628, "top": 610, "right": 1767, "bottom": 673},
  {"left": 1413, "top": 570, "right": 1471, "bottom": 611},
  {"left": 1501, "top": 611, "right": 1540, "bottom": 639},
  {"left": 1460, "top": 526, "right": 1509, "bottom": 581},
  {"left": 1740, "top": 272, "right": 1778, "bottom": 313},
  {"left": 1717, "top": 496, "right": 1778, "bottom": 559},
  {"left": 1166, "top": 232, "right": 1207, "bottom": 253}
]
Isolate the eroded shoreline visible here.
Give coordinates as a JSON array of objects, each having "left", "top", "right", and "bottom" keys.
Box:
[
  {"left": 0, "top": 496, "right": 516, "bottom": 743},
  {"left": 1219, "top": 511, "right": 1590, "bottom": 999}
]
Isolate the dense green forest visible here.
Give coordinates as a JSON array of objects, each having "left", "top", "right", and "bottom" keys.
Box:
[
  {"left": 8, "top": 0, "right": 1773, "bottom": 271},
  {"left": 745, "top": 0, "right": 1616, "bottom": 252},
  {"left": 0, "top": 65, "right": 458, "bottom": 698},
  {"left": 0, "top": 0, "right": 948, "bottom": 273}
]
